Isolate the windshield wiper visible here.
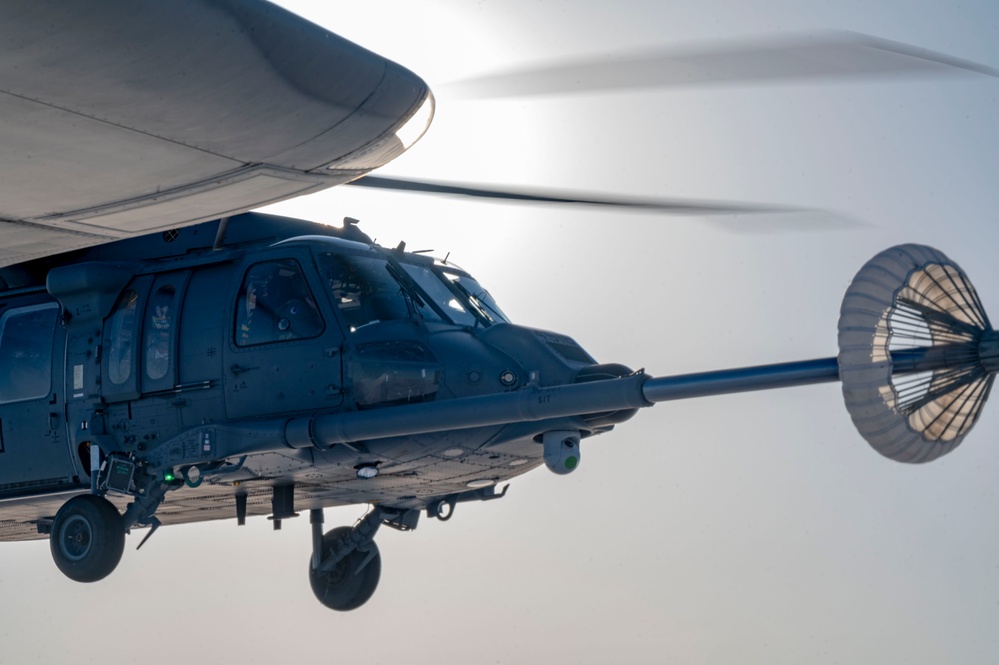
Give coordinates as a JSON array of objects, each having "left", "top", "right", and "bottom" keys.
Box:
[
  {"left": 448, "top": 279, "right": 496, "bottom": 325},
  {"left": 383, "top": 263, "right": 423, "bottom": 318}
]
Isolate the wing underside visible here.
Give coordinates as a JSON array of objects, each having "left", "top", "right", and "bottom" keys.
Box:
[{"left": 0, "top": 0, "right": 431, "bottom": 268}]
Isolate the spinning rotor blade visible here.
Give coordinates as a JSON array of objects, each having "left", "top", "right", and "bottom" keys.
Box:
[
  {"left": 445, "top": 31, "right": 999, "bottom": 99},
  {"left": 347, "top": 176, "right": 797, "bottom": 216}
]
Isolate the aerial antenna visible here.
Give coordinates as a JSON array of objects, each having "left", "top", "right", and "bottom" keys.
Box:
[{"left": 212, "top": 216, "right": 231, "bottom": 251}]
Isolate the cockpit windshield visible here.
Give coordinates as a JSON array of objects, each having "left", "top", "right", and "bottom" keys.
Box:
[
  {"left": 401, "top": 261, "right": 510, "bottom": 327},
  {"left": 317, "top": 252, "right": 444, "bottom": 332},
  {"left": 315, "top": 247, "right": 509, "bottom": 332},
  {"left": 400, "top": 263, "right": 479, "bottom": 327},
  {"left": 440, "top": 268, "right": 509, "bottom": 324}
]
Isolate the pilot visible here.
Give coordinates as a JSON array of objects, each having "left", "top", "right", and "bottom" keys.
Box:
[
  {"left": 238, "top": 267, "right": 276, "bottom": 346},
  {"left": 238, "top": 262, "right": 321, "bottom": 344},
  {"left": 325, "top": 263, "right": 374, "bottom": 331},
  {"left": 276, "top": 295, "right": 322, "bottom": 340},
  {"left": 323, "top": 257, "right": 409, "bottom": 331}
]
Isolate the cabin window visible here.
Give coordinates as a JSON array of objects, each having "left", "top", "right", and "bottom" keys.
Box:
[
  {"left": 145, "top": 285, "right": 175, "bottom": 381},
  {"left": 0, "top": 304, "right": 58, "bottom": 403},
  {"left": 235, "top": 260, "right": 323, "bottom": 347},
  {"left": 108, "top": 290, "right": 138, "bottom": 386}
]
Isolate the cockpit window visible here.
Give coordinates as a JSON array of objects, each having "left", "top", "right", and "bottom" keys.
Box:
[
  {"left": 319, "top": 253, "right": 408, "bottom": 331},
  {"left": 235, "top": 260, "right": 323, "bottom": 347},
  {"left": 400, "top": 263, "right": 479, "bottom": 327},
  {"left": 318, "top": 253, "right": 445, "bottom": 332},
  {"left": 440, "top": 270, "right": 509, "bottom": 323}
]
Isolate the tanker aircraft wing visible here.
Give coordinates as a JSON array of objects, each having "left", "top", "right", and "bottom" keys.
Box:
[{"left": 0, "top": 0, "right": 433, "bottom": 269}]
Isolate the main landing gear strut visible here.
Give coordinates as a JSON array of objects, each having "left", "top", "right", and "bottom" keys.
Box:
[
  {"left": 304, "top": 494, "right": 491, "bottom": 611},
  {"left": 45, "top": 458, "right": 502, "bottom": 611},
  {"left": 48, "top": 457, "right": 171, "bottom": 584}
]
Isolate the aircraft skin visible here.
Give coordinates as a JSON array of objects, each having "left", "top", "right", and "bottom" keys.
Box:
[{"left": 0, "top": 212, "right": 630, "bottom": 545}]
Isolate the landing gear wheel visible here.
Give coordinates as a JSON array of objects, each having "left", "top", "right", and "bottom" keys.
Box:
[
  {"left": 308, "top": 526, "right": 381, "bottom": 611},
  {"left": 50, "top": 495, "right": 125, "bottom": 583}
]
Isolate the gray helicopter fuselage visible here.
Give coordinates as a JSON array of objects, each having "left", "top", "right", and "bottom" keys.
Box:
[{"left": 0, "top": 213, "right": 628, "bottom": 541}]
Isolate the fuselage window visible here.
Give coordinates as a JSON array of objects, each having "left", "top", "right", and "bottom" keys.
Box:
[
  {"left": 0, "top": 304, "right": 58, "bottom": 403},
  {"left": 108, "top": 290, "right": 138, "bottom": 386},
  {"left": 145, "top": 285, "right": 175, "bottom": 381},
  {"left": 235, "top": 259, "right": 323, "bottom": 347}
]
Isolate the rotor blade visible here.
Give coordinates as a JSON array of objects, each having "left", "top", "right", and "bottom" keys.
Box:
[
  {"left": 443, "top": 31, "right": 999, "bottom": 99},
  {"left": 346, "top": 176, "right": 797, "bottom": 216}
]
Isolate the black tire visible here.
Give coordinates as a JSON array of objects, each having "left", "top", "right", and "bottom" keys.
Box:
[
  {"left": 50, "top": 495, "right": 125, "bottom": 583},
  {"left": 308, "top": 526, "right": 381, "bottom": 611}
]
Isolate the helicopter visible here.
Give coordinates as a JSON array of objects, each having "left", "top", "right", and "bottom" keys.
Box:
[{"left": 1, "top": 0, "right": 997, "bottom": 615}]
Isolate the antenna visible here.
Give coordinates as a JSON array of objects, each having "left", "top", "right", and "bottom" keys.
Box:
[{"left": 212, "top": 216, "right": 231, "bottom": 250}]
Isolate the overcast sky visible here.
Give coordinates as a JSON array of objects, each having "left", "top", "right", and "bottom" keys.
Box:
[{"left": 2, "top": 1, "right": 999, "bottom": 663}]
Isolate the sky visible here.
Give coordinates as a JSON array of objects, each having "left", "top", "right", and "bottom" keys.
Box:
[{"left": 2, "top": 1, "right": 999, "bottom": 663}]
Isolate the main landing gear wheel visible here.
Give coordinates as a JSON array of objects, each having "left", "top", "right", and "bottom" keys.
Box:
[
  {"left": 308, "top": 526, "right": 381, "bottom": 611},
  {"left": 50, "top": 495, "right": 125, "bottom": 583}
]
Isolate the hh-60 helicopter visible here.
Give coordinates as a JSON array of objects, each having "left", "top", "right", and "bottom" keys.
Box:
[{"left": 1, "top": 0, "right": 997, "bottom": 612}]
